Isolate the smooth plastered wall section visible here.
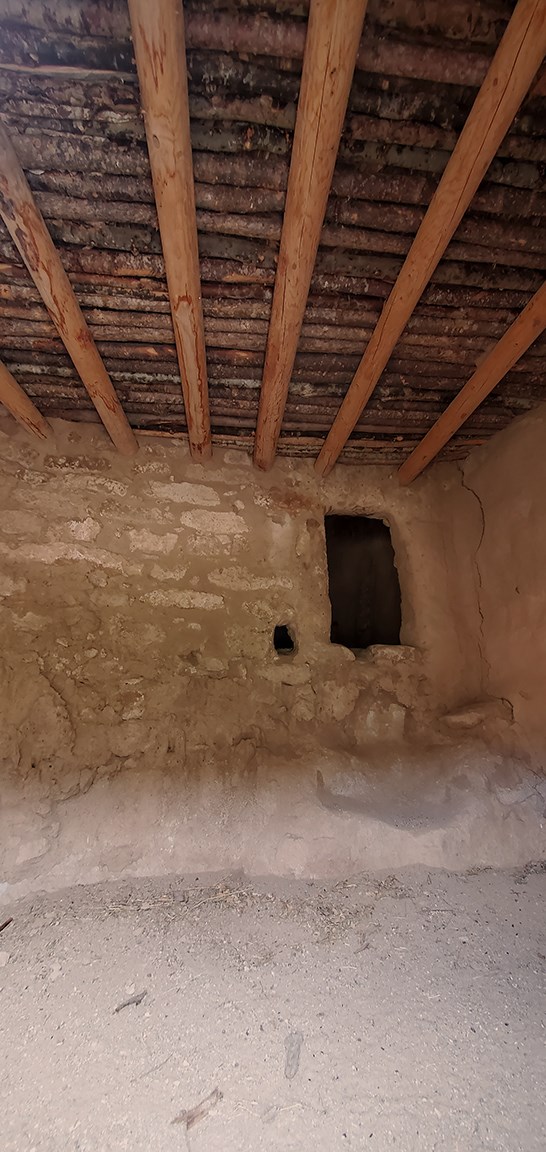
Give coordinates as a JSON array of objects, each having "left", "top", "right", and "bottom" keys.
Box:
[{"left": 463, "top": 402, "right": 546, "bottom": 763}]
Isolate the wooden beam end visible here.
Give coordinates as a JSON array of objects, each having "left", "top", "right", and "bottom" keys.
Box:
[
  {"left": 314, "top": 447, "right": 333, "bottom": 478},
  {"left": 119, "top": 436, "right": 140, "bottom": 459},
  {"left": 189, "top": 439, "right": 213, "bottom": 463},
  {"left": 109, "top": 416, "right": 139, "bottom": 457},
  {"left": 253, "top": 445, "right": 274, "bottom": 472},
  {"left": 397, "top": 462, "right": 415, "bottom": 486},
  {"left": 0, "top": 359, "right": 54, "bottom": 443}
]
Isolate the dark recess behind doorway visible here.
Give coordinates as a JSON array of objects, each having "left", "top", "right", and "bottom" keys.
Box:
[{"left": 325, "top": 514, "right": 401, "bottom": 649}]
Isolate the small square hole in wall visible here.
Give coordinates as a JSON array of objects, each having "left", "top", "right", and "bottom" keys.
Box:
[
  {"left": 325, "top": 515, "right": 401, "bottom": 650},
  {"left": 274, "top": 624, "right": 296, "bottom": 655}
]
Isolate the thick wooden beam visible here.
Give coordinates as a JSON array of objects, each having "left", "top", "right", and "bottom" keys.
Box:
[
  {"left": 0, "top": 357, "right": 52, "bottom": 440},
  {"left": 127, "top": 0, "right": 211, "bottom": 461},
  {"left": 398, "top": 282, "right": 546, "bottom": 484},
  {"left": 0, "top": 123, "right": 137, "bottom": 457},
  {"left": 253, "top": 0, "right": 367, "bottom": 470},
  {"left": 315, "top": 0, "right": 546, "bottom": 476}
]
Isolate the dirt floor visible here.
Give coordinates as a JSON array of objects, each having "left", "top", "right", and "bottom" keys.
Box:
[{"left": 1, "top": 865, "right": 545, "bottom": 1152}]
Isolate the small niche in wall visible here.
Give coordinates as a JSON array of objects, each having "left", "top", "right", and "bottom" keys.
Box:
[
  {"left": 274, "top": 624, "right": 296, "bottom": 655},
  {"left": 325, "top": 515, "right": 401, "bottom": 650}
]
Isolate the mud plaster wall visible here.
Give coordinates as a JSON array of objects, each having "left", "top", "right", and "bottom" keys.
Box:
[
  {"left": 463, "top": 403, "right": 546, "bottom": 765},
  {"left": 2, "top": 417, "right": 543, "bottom": 898}
]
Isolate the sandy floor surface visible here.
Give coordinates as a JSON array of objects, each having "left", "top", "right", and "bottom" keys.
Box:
[{"left": 1, "top": 865, "right": 545, "bottom": 1151}]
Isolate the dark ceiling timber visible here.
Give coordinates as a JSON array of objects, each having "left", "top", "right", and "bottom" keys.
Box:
[
  {"left": 254, "top": 0, "right": 368, "bottom": 471},
  {"left": 0, "top": 0, "right": 544, "bottom": 466},
  {"left": 128, "top": 0, "right": 211, "bottom": 461},
  {"left": 398, "top": 279, "right": 546, "bottom": 483},
  {"left": 0, "top": 119, "right": 138, "bottom": 455},
  {"left": 315, "top": 0, "right": 546, "bottom": 475}
]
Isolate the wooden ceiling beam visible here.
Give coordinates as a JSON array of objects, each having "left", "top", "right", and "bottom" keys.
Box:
[
  {"left": 0, "top": 357, "right": 51, "bottom": 440},
  {"left": 398, "top": 282, "right": 546, "bottom": 485},
  {"left": 253, "top": 0, "right": 368, "bottom": 471},
  {"left": 127, "top": 0, "right": 211, "bottom": 461},
  {"left": 0, "top": 123, "right": 137, "bottom": 457},
  {"left": 315, "top": 0, "right": 546, "bottom": 477}
]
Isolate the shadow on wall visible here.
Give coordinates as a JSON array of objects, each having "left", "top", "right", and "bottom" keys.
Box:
[{"left": 2, "top": 732, "right": 545, "bottom": 900}]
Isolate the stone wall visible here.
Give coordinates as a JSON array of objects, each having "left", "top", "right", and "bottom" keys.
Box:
[
  {"left": 463, "top": 402, "right": 546, "bottom": 765},
  {"left": 1, "top": 418, "right": 544, "bottom": 898}
]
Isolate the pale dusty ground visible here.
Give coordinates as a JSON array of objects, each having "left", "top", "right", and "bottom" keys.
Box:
[{"left": 1, "top": 866, "right": 545, "bottom": 1152}]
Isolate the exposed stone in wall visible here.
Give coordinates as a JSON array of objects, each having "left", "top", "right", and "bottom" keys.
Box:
[{"left": 1, "top": 417, "right": 541, "bottom": 896}]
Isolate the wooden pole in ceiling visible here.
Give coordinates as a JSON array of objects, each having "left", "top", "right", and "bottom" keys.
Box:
[
  {"left": 253, "top": 0, "right": 368, "bottom": 471},
  {"left": 398, "top": 282, "right": 546, "bottom": 485},
  {"left": 315, "top": 0, "right": 546, "bottom": 477},
  {"left": 0, "top": 123, "right": 138, "bottom": 457},
  {"left": 127, "top": 0, "right": 211, "bottom": 461},
  {"left": 0, "top": 357, "right": 52, "bottom": 440}
]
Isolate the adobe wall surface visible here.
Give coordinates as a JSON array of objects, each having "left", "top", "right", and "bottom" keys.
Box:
[
  {"left": 463, "top": 403, "right": 546, "bottom": 766},
  {"left": 0, "top": 418, "right": 543, "bottom": 900}
]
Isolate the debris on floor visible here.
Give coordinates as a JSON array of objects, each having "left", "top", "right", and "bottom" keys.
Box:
[{"left": 0, "top": 866, "right": 545, "bottom": 1151}]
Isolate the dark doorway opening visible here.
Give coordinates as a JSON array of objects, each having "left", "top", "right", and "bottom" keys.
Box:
[
  {"left": 325, "top": 515, "right": 401, "bottom": 650},
  {"left": 274, "top": 624, "right": 296, "bottom": 654}
]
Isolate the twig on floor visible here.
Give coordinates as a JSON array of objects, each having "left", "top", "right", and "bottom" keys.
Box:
[
  {"left": 172, "top": 1087, "right": 223, "bottom": 1129},
  {"left": 0, "top": 917, "right": 13, "bottom": 934},
  {"left": 284, "top": 1031, "right": 303, "bottom": 1079},
  {"left": 181, "top": 889, "right": 247, "bottom": 917},
  {"left": 130, "top": 1052, "right": 173, "bottom": 1083},
  {"left": 114, "top": 989, "right": 147, "bottom": 1013},
  {"left": 263, "top": 1102, "right": 306, "bottom": 1124}
]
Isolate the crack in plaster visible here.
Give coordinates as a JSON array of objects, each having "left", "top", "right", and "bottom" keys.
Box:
[{"left": 458, "top": 462, "right": 514, "bottom": 723}]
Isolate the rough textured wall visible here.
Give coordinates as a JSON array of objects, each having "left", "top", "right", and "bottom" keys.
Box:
[
  {"left": 1, "top": 418, "right": 543, "bottom": 898},
  {"left": 464, "top": 403, "right": 546, "bottom": 765}
]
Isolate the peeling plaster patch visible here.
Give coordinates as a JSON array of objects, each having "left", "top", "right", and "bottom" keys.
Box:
[
  {"left": 6, "top": 467, "right": 45, "bottom": 489},
  {"left": 128, "top": 529, "right": 178, "bottom": 554},
  {"left": 45, "top": 455, "right": 111, "bottom": 473},
  {"left": 87, "top": 570, "right": 108, "bottom": 588},
  {"left": 185, "top": 533, "right": 235, "bottom": 556},
  {"left": 134, "top": 461, "right": 172, "bottom": 475},
  {"left": 141, "top": 590, "right": 224, "bottom": 609},
  {"left": 100, "top": 500, "right": 175, "bottom": 527},
  {"left": 253, "top": 492, "right": 271, "bottom": 508},
  {"left": 150, "top": 565, "right": 188, "bottom": 582},
  {"left": 67, "top": 518, "right": 101, "bottom": 542},
  {"left": 149, "top": 481, "right": 220, "bottom": 506},
  {"left": 199, "top": 657, "right": 228, "bottom": 674},
  {"left": 179, "top": 511, "right": 248, "bottom": 535},
  {"left": 244, "top": 600, "right": 276, "bottom": 622},
  {"left": 64, "top": 475, "right": 128, "bottom": 498},
  {"left": 269, "top": 520, "right": 293, "bottom": 554},
  {"left": 208, "top": 567, "right": 292, "bottom": 591},
  {"left": 0, "top": 542, "right": 140, "bottom": 574}
]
